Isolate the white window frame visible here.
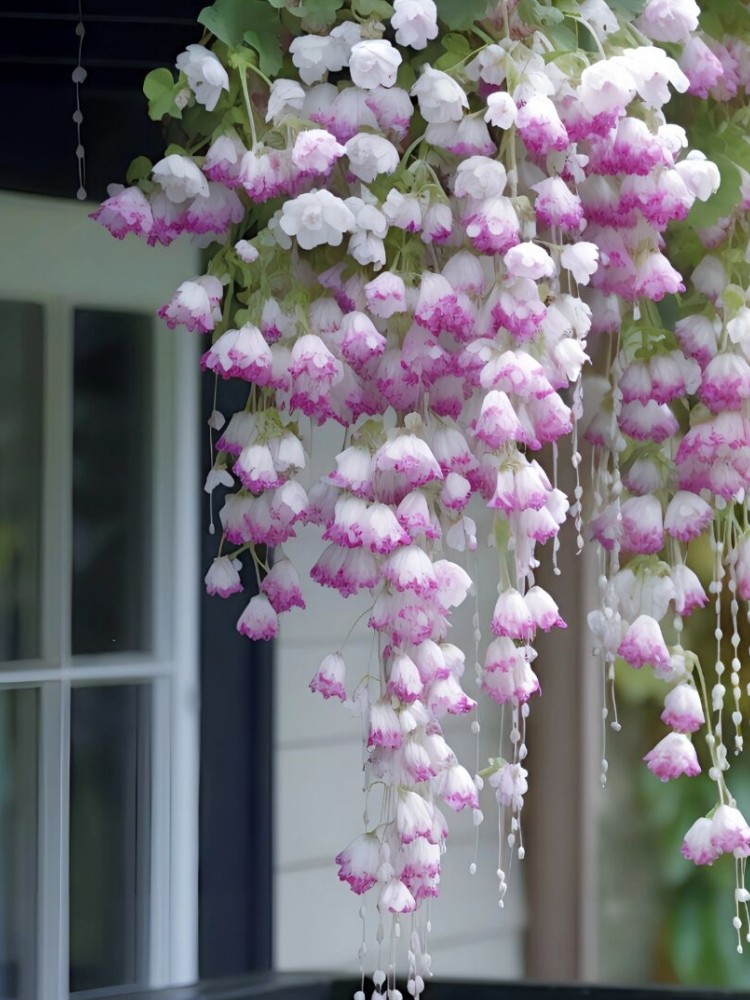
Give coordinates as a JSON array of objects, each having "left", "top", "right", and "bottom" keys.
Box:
[{"left": 0, "top": 192, "right": 200, "bottom": 997}]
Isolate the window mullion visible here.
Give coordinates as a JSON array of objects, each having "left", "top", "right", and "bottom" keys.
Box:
[
  {"left": 41, "top": 300, "right": 73, "bottom": 668},
  {"left": 37, "top": 679, "right": 71, "bottom": 1000}
]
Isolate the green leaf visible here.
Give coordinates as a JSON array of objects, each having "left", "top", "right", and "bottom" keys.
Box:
[
  {"left": 199, "top": 0, "right": 283, "bottom": 76},
  {"left": 606, "top": 0, "right": 646, "bottom": 16},
  {"left": 125, "top": 156, "right": 153, "bottom": 185},
  {"left": 198, "top": 0, "right": 250, "bottom": 46},
  {"left": 295, "top": 0, "right": 345, "bottom": 30},
  {"left": 243, "top": 4, "right": 284, "bottom": 76},
  {"left": 545, "top": 21, "right": 577, "bottom": 48},
  {"left": 517, "top": 0, "right": 564, "bottom": 27},
  {"left": 143, "top": 67, "right": 183, "bottom": 121},
  {"left": 352, "top": 0, "right": 393, "bottom": 17},
  {"left": 435, "top": 0, "right": 491, "bottom": 30}
]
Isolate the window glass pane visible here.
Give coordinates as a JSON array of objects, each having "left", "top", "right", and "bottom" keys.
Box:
[
  {"left": 0, "top": 302, "right": 44, "bottom": 662},
  {"left": 72, "top": 310, "right": 152, "bottom": 655},
  {"left": 69, "top": 684, "right": 151, "bottom": 993},
  {"left": 0, "top": 688, "right": 38, "bottom": 1000}
]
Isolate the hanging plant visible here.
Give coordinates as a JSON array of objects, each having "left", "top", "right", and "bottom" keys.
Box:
[{"left": 93, "top": 0, "right": 750, "bottom": 991}]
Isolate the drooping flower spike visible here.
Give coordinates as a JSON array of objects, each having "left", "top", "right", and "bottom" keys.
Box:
[{"left": 95, "top": 0, "right": 750, "bottom": 980}]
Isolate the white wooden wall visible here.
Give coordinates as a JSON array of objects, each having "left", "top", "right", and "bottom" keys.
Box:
[{"left": 273, "top": 427, "right": 526, "bottom": 979}]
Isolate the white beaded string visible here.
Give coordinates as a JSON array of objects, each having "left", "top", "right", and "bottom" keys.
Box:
[{"left": 73, "top": 0, "right": 87, "bottom": 200}]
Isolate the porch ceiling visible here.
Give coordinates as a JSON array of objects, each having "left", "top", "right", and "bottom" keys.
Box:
[{"left": 0, "top": 1, "right": 205, "bottom": 199}]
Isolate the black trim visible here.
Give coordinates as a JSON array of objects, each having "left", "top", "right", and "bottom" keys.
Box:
[
  {"left": 72, "top": 975, "right": 744, "bottom": 1000},
  {"left": 199, "top": 376, "right": 274, "bottom": 977}
]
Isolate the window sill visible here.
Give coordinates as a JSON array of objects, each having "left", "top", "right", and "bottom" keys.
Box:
[{"left": 74, "top": 974, "right": 738, "bottom": 1000}]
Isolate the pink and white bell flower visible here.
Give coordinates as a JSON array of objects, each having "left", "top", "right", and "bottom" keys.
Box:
[
  {"left": 260, "top": 558, "right": 305, "bottom": 612},
  {"left": 481, "top": 655, "right": 540, "bottom": 705},
  {"left": 368, "top": 699, "right": 403, "bottom": 749},
  {"left": 90, "top": 185, "right": 153, "bottom": 240},
  {"left": 620, "top": 495, "right": 664, "bottom": 555},
  {"left": 327, "top": 86, "right": 380, "bottom": 143},
  {"left": 387, "top": 652, "right": 424, "bottom": 703},
  {"left": 200, "top": 324, "right": 274, "bottom": 383},
  {"left": 396, "top": 790, "right": 434, "bottom": 843},
  {"left": 383, "top": 545, "right": 438, "bottom": 595},
  {"left": 524, "top": 586, "right": 566, "bottom": 632},
  {"left": 204, "top": 555, "right": 243, "bottom": 597},
  {"left": 729, "top": 537, "right": 750, "bottom": 601},
  {"left": 335, "top": 832, "right": 380, "bottom": 893},
  {"left": 664, "top": 491, "right": 713, "bottom": 542},
  {"left": 464, "top": 196, "right": 520, "bottom": 255},
  {"left": 373, "top": 433, "right": 443, "bottom": 502},
  {"left": 236, "top": 593, "right": 279, "bottom": 641},
  {"left": 516, "top": 95, "right": 569, "bottom": 156},
  {"left": 266, "top": 78, "right": 306, "bottom": 124},
  {"left": 280, "top": 189, "right": 356, "bottom": 250},
  {"left": 436, "top": 764, "right": 479, "bottom": 811},
  {"left": 675, "top": 151, "right": 721, "bottom": 204},
  {"left": 473, "top": 390, "right": 523, "bottom": 449},
  {"left": 411, "top": 67, "right": 469, "bottom": 123},
  {"left": 490, "top": 762, "right": 529, "bottom": 812},
  {"left": 378, "top": 877, "right": 417, "bottom": 914},
  {"left": 618, "top": 399, "right": 679, "bottom": 444},
  {"left": 345, "top": 133, "right": 400, "bottom": 183},
  {"left": 365, "top": 271, "right": 407, "bottom": 318},
  {"left": 710, "top": 805, "right": 750, "bottom": 857},
  {"left": 365, "top": 86, "right": 414, "bottom": 141},
  {"left": 679, "top": 36, "right": 725, "bottom": 99},
  {"left": 421, "top": 201, "right": 453, "bottom": 244},
  {"left": 504, "top": 242, "right": 556, "bottom": 281},
  {"left": 310, "top": 651, "right": 347, "bottom": 702},
  {"left": 620, "top": 46, "right": 689, "bottom": 110},
  {"left": 153, "top": 153, "right": 209, "bottom": 203},
  {"left": 648, "top": 350, "right": 701, "bottom": 403},
  {"left": 532, "top": 177, "right": 584, "bottom": 234},
  {"left": 340, "top": 312, "right": 387, "bottom": 371},
  {"left": 485, "top": 91, "right": 518, "bottom": 129},
  {"left": 681, "top": 816, "right": 720, "bottom": 866},
  {"left": 577, "top": 58, "right": 637, "bottom": 116},
  {"left": 291, "top": 128, "right": 346, "bottom": 177},
  {"left": 644, "top": 732, "right": 701, "bottom": 782},
  {"left": 691, "top": 255, "right": 728, "bottom": 301},
  {"left": 484, "top": 637, "right": 522, "bottom": 673},
  {"left": 491, "top": 588, "right": 535, "bottom": 642},
  {"left": 661, "top": 683, "right": 705, "bottom": 734},
  {"left": 426, "top": 674, "right": 476, "bottom": 716},
  {"left": 289, "top": 29, "right": 358, "bottom": 85},
  {"left": 347, "top": 202, "right": 389, "bottom": 269},
  {"left": 440, "top": 473, "right": 471, "bottom": 511},
  {"left": 560, "top": 243, "right": 599, "bottom": 286},
  {"left": 700, "top": 352, "right": 750, "bottom": 412},
  {"left": 235, "top": 442, "right": 281, "bottom": 493},
  {"left": 158, "top": 274, "right": 222, "bottom": 333},
  {"left": 349, "top": 39, "right": 402, "bottom": 89},
  {"left": 184, "top": 183, "right": 244, "bottom": 236},
  {"left": 427, "top": 114, "right": 497, "bottom": 157},
  {"left": 361, "top": 503, "right": 410, "bottom": 554},
  {"left": 382, "top": 190, "right": 422, "bottom": 232},
  {"left": 635, "top": 0, "right": 700, "bottom": 44},
  {"left": 618, "top": 614, "right": 670, "bottom": 670},
  {"left": 267, "top": 432, "right": 305, "bottom": 477},
  {"left": 671, "top": 563, "right": 708, "bottom": 616},
  {"left": 634, "top": 252, "right": 685, "bottom": 302},
  {"left": 176, "top": 43, "right": 229, "bottom": 111},
  {"left": 454, "top": 155, "right": 507, "bottom": 200},
  {"left": 391, "top": 0, "right": 438, "bottom": 49}
]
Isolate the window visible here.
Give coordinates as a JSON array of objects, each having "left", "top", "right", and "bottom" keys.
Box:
[{"left": 0, "top": 192, "right": 200, "bottom": 998}]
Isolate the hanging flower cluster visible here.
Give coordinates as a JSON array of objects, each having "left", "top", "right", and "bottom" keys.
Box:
[{"left": 93, "top": 0, "right": 750, "bottom": 985}]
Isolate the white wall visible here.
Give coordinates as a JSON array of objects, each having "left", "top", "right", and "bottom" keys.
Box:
[{"left": 273, "top": 426, "right": 526, "bottom": 981}]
